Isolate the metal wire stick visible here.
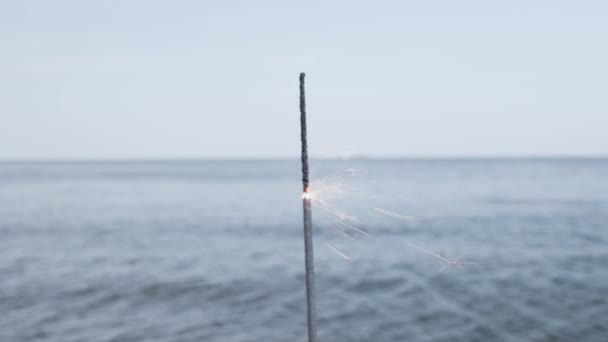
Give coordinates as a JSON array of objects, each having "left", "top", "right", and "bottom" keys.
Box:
[{"left": 299, "top": 72, "right": 317, "bottom": 342}]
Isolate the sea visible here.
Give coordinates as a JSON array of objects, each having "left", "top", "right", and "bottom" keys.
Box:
[{"left": 1, "top": 159, "right": 607, "bottom": 342}]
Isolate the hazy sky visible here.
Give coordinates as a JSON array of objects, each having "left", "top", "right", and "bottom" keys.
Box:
[{"left": 1, "top": 1, "right": 607, "bottom": 159}]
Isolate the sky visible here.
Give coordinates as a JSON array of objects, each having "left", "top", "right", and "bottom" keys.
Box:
[{"left": 1, "top": 1, "right": 607, "bottom": 159}]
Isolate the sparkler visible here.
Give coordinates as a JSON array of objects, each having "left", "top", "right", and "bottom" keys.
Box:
[
  {"left": 296, "top": 74, "right": 475, "bottom": 341},
  {"left": 299, "top": 72, "right": 317, "bottom": 342}
]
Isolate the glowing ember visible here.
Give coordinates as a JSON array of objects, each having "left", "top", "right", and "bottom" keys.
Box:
[{"left": 302, "top": 191, "right": 314, "bottom": 200}]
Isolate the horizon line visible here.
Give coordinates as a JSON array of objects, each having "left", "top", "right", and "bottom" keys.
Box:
[{"left": 1, "top": 154, "right": 607, "bottom": 163}]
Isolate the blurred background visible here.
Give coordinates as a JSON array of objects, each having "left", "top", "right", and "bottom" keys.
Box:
[{"left": 1, "top": 1, "right": 607, "bottom": 341}]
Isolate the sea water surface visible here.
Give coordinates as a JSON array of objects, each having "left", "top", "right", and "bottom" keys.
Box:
[{"left": 1, "top": 159, "right": 607, "bottom": 342}]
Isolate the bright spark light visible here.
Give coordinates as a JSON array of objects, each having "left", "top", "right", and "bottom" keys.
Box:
[{"left": 302, "top": 191, "right": 314, "bottom": 200}]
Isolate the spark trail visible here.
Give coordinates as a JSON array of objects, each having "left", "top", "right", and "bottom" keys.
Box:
[{"left": 307, "top": 164, "right": 476, "bottom": 272}]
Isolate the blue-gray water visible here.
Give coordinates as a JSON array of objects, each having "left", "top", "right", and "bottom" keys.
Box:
[{"left": 1, "top": 159, "right": 607, "bottom": 342}]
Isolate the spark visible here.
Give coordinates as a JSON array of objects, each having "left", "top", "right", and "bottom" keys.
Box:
[
  {"left": 335, "top": 220, "right": 369, "bottom": 237},
  {"left": 326, "top": 243, "right": 356, "bottom": 261},
  {"left": 373, "top": 207, "right": 415, "bottom": 221},
  {"left": 406, "top": 242, "right": 477, "bottom": 273},
  {"left": 334, "top": 226, "right": 357, "bottom": 240},
  {"left": 316, "top": 199, "right": 361, "bottom": 224}
]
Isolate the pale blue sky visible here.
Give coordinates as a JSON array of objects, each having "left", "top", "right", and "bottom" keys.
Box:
[{"left": 1, "top": 1, "right": 607, "bottom": 159}]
